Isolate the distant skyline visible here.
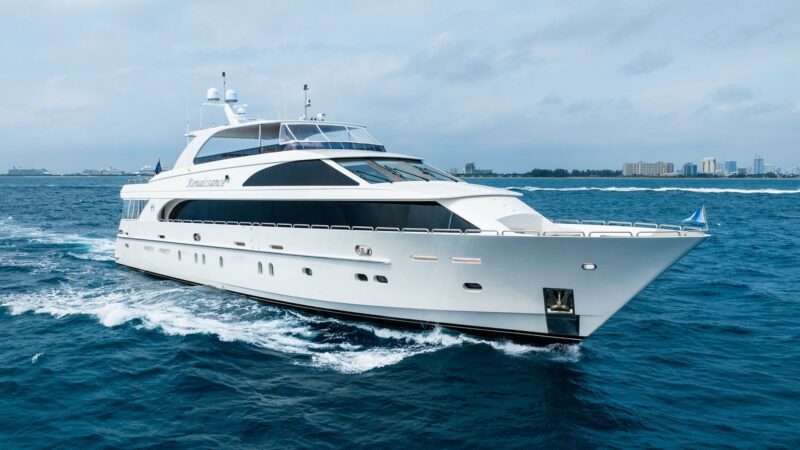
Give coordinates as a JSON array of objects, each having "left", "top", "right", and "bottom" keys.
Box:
[{"left": 1, "top": 1, "right": 799, "bottom": 173}]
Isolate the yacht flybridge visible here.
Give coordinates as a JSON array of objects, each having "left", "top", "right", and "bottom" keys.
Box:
[{"left": 115, "top": 79, "right": 708, "bottom": 344}]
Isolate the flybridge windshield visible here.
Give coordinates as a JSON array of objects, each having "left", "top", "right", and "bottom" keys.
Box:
[
  {"left": 280, "top": 124, "right": 384, "bottom": 151},
  {"left": 194, "top": 122, "right": 385, "bottom": 164},
  {"left": 335, "top": 158, "right": 461, "bottom": 183}
]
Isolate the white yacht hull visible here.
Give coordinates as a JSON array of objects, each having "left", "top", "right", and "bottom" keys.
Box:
[{"left": 115, "top": 222, "right": 705, "bottom": 343}]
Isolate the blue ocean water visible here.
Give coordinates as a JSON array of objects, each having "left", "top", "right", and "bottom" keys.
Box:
[{"left": 1, "top": 176, "right": 798, "bottom": 448}]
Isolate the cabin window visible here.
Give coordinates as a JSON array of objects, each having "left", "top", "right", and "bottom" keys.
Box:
[
  {"left": 268, "top": 263, "right": 274, "bottom": 276},
  {"left": 121, "top": 199, "right": 149, "bottom": 219},
  {"left": 337, "top": 160, "right": 394, "bottom": 184},
  {"left": 168, "top": 200, "right": 476, "bottom": 231},
  {"left": 243, "top": 160, "right": 358, "bottom": 187},
  {"left": 355, "top": 273, "right": 368, "bottom": 282},
  {"left": 258, "top": 262, "right": 263, "bottom": 274},
  {"left": 335, "top": 158, "right": 460, "bottom": 183},
  {"left": 219, "top": 256, "right": 224, "bottom": 268},
  {"left": 302, "top": 267, "right": 313, "bottom": 276}
]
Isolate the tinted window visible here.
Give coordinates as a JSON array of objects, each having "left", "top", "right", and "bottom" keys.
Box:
[
  {"left": 243, "top": 160, "right": 359, "bottom": 186},
  {"left": 373, "top": 160, "right": 428, "bottom": 181},
  {"left": 169, "top": 200, "right": 475, "bottom": 231},
  {"left": 408, "top": 162, "right": 461, "bottom": 181},
  {"left": 337, "top": 160, "right": 394, "bottom": 184}
]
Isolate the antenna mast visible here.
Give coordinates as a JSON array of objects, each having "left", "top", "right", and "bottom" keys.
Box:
[{"left": 303, "top": 84, "right": 310, "bottom": 120}]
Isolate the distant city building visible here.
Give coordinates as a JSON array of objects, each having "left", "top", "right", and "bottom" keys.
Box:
[
  {"left": 753, "top": 154, "right": 764, "bottom": 175},
  {"left": 463, "top": 162, "right": 492, "bottom": 176},
  {"left": 701, "top": 157, "right": 717, "bottom": 174},
  {"left": 723, "top": 160, "right": 737, "bottom": 175},
  {"left": 7, "top": 167, "right": 50, "bottom": 176},
  {"left": 764, "top": 163, "right": 776, "bottom": 174},
  {"left": 682, "top": 162, "right": 698, "bottom": 177},
  {"left": 622, "top": 161, "right": 674, "bottom": 176},
  {"left": 737, "top": 168, "right": 748, "bottom": 176}
]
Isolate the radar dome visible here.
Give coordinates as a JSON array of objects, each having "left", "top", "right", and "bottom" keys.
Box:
[
  {"left": 206, "top": 87, "right": 220, "bottom": 102},
  {"left": 225, "top": 89, "right": 238, "bottom": 103}
]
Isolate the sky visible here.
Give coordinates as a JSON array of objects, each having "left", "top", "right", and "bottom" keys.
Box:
[{"left": 0, "top": 0, "right": 798, "bottom": 173}]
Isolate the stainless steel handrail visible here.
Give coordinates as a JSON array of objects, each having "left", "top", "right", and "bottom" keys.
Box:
[{"left": 161, "top": 218, "right": 704, "bottom": 238}]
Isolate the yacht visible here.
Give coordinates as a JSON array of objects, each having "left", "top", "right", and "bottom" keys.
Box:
[{"left": 115, "top": 80, "right": 708, "bottom": 344}]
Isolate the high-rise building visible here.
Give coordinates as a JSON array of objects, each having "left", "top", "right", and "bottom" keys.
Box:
[
  {"left": 753, "top": 155, "right": 764, "bottom": 175},
  {"left": 723, "top": 160, "right": 737, "bottom": 175},
  {"left": 701, "top": 157, "right": 717, "bottom": 174},
  {"left": 465, "top": 162, "right": 475, "bottom": 175},
  {"left": 764, "top": 163, "right": 776, "bottom": 174},
  {"left": 622, "top": 161, "right": 674, "bottom": 176},
  {"left": 682, "top": 162, "right": 698, "bottom": 176}
]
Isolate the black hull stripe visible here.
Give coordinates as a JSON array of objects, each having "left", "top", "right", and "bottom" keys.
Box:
[{"left": 118, "top": 263, "right": 583, "bottom": 346}]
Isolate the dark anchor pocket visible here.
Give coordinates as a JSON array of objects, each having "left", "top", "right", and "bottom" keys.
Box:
[{"left": 543, "top": 288, "right": 579, "bottom": 336}]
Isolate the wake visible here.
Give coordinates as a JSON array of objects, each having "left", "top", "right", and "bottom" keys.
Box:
[{"left": 0, "top": 283, "right": 581, "bottom": 374}]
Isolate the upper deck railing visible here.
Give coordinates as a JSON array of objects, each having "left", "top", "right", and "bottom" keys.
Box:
[{"left": 159, "top": 218, "right": 705, "bottom": 237}]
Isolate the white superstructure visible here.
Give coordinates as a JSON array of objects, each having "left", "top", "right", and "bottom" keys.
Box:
[{"left": 115, "top": 80, "right": 708, "bottom": 343}]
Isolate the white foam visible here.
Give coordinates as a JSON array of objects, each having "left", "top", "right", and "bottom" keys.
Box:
[
  {"left": 1, "top": 280, "right": 581, "bottom": 373},
  {"left": 31, "top": 353, "right": 43, "bottom": 364},
  {"left": 0, "top": 218, "right": 115, "bottom": 261},
  {"left": 508, "top": 186, "right": 800, "bottom": 194}
]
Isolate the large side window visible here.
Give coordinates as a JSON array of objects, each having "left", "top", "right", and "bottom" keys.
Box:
[
  {"left": 169, "top": 200, "right": 476, "bottom": 231},
  {"left": 243, "top": 160, "right": 359, "bottom": 186}
]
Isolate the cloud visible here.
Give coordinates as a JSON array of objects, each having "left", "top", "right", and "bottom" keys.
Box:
[
  {"left": 622, "top": 52, "right": 673, "bottom": 76},
  {"left": 709, "top": 85, "right": 755, "bottom": 104}
]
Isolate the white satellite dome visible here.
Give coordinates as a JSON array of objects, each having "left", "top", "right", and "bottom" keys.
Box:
[
  {"left": 206, "top": 87, "right": 220, "bottom": 102},
  {"left": 225, "top": 89, "right": 238, "bottom": 103}
]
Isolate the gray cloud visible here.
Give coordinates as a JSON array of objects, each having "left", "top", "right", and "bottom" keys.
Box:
[
  {"left": 710, "top": 85, "right": 755, "bottom": 104},
  {"left": 0, "top": 0, "right": 798, "bottom": 172},
  {"left": 622, "top": 52, "right": 673, "bottom": 76}
]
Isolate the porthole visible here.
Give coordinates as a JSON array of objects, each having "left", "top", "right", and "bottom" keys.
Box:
[
  {"left": 303, "top": 267, "right": 313, "bottom": 276},
  {"left": 355, "top": 273, "right": 368, "bottom": 282},
  {"left": 463, "top": 282, "right": 482, "bottom": 291},
  {"left": 374, "top": 275, "right": 388, "bottom": 283},
  {"left": 194, "top": 253, "right": 198, "bottom": 263},
  {"left": 258, "top": 262, "right": 263, "bottom": 274},
  {"left": 193, "top": 233, "right": 201, "bottom": 242},
  {"left": 124, "top": 243, "right": 129, "bottom": 248},
  {"left": 268, "top": 263, "right": 274, "bottom": 276},
  {"left": 582, "top": 263, "right": 597, "bottom": 271},
  {"left": 219, "top": 256, "right": 224, "bottom": 268},
  {"left": 202, "top": 254, "right": 206, "bottom": 265},
  {"left": 178, "top": 251, "right": 182, "bottom": 261}
]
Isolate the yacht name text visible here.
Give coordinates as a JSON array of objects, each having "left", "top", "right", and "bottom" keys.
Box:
[{"left": 186, "top": 177, "right": 230, "bottom": 188}]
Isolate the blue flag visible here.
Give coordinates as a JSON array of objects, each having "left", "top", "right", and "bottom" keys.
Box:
[
  {"left": 682, "top": 206, "right": 707, "bottom": 229},
  {"left": 154, "top": 159, "right": 162, "bottom": 175}
]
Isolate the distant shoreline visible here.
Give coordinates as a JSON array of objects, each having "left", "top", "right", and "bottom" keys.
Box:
[{"left": 461, "top": 176, "right": 798, "bottom": 180}]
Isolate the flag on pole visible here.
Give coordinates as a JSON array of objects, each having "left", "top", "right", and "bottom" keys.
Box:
[
  {"left": 682, "top": 206, "right": 707, "bottom": 229},
  {"left": 154, "top": 159, "right": 162, "bottom": 175}
]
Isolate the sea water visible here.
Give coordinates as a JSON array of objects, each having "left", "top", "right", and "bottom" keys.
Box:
[{"left": 0, "top": 176, "right": 798, "bottom": 448}]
